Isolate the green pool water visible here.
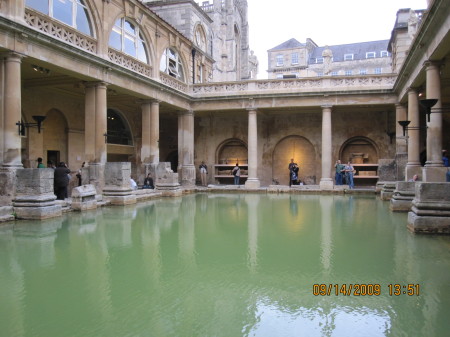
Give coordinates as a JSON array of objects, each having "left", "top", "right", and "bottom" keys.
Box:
[{"left": 1, "top": 194, "right": 449, "bottom": 337}]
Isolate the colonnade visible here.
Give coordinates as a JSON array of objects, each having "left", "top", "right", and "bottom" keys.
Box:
[{"left": 404, "top": 61, "right": 446, "bottom": 182}]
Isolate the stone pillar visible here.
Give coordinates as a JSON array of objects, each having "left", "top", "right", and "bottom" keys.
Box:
[
  {"left": 408, "top": 182, "right": 450, "bottom": 233},
  {"left": 84, "top": 83, "right": 96, "bottom": 163},
  {"left": 95, "top": 82, "right": 108, "bottom": 165},
  {"left": 396, "top": 104, "right": 408, "bottom": 154},
  {"left": 177, "top": 111, "right": 184, "bottom": 181},
  {"left": 103, "top": 162, "right": 136, "bottom": 205},
  {"left": 395, "top": 103, "right": 408, "bottom": 181},
  {"left": 320, "top": 105, "right": 333, "bottom": 190},
  {"left": 245, "top": 108, "right": 260, "bottom": 189},
  {"left": 141, "top": 101, "right": 151, "bottom": 163},
  {"left": 180, "top": 110, "right": 195, "bottom": 186},
  {"left": 3, "top": 53, "right": 23, "bottom": 168},
  {"left": 423, "top": 61, "right": 446, "bottom": 182},
  {"left": 389, "top": 181, "right": 416, "bottom": 212},
  {"left": 84, "top": 82, "right": 108, "bottom": 193},
  {"left": 13, "top": 169, "right": 62, "bottom": 220},
  {"left": 405, "top": 88, "right": 421, "bottom": 181},
  {"left": 0, "top": 53, "right": 23, "bottom": 204},
  {"left": 150, "top": 100, "right": 160, "bottom": 164}
]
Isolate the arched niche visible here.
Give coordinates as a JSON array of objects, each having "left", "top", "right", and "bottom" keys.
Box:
[
  {"left": 216, "top": 138, "right": 247, "bottom": 164},
  {"left": 272, "top": 135, "right": 317, "bottom": 185},
  {"left": 340, "top": 136, "right": 379, "bottom": 164}
]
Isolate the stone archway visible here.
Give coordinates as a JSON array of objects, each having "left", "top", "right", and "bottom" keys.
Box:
[
  {"left": 339, "top": 136, "right": 379, "bottom": 164},
  {"left": 272, "top": 136, "right": 317, "bottom": 185}
]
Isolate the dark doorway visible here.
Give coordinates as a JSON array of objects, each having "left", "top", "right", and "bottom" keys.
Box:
[
  {"left": 47, "top": 150, "right": 60, "bottom": 166},
  {"left": 166, "top": 150, "right": 178, "bottom": 172}
]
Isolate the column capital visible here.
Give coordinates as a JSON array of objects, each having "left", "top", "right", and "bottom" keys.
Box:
[
  {"left": 178, "top": 109, "right": 194, "bottom": 116},
  {"left": 407, "top": 87, "right": 420, "bottom": 94},
  {"left": 1, "top": 51, "right": 25, "bottom": 61},
  {"left": 423, "top": 60, "right": 443, "bottom": 70},
  {"left": 246, "top": 108, "right": 258, "bottom": 114},
  {"left": 321, "top": 104, "right": 332, "bottom": 110},
  {"left": 83, "top": 81, "right": 109, "bottom": 89}
]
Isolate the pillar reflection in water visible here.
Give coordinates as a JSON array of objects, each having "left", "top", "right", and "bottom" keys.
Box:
[
  {"left": 320, "top": 196, "right": 333, "bottom": 272},
  {"left": 179, "top": 194, "right": 197, "bottom": 266},
  {"left": 245, "top": 194, "right": 259, "bottom": 272}
]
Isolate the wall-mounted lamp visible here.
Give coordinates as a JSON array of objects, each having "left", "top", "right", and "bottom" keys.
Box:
[
  {"left": 419, "top": 98, "right": 450, "bottom": 122},
  {"left": 31, "top": 64, "right": 50, "bottom": 74},
  {"left": 16, "top": 115, "right": 46, "bottom": 135}
]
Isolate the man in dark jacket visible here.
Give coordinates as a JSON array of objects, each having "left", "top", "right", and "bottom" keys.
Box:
[{"left": 54, "top": 162, "right": 70, "bottom": 200}]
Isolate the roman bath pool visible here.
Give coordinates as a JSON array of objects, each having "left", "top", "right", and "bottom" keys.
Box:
[{"left": 1, "top": 193, "right": 449, "bottom": 337}]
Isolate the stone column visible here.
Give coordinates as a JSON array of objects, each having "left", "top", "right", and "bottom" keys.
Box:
[
  {"left": 85, "top": 82, "right": 108, "bottom": 193},
  {"left": 84, "top": 83, "right": 96, "bottom": 163},
  {"left": 180, "top": 110, "right": 195, "bottom": 186},
  {"left": 3, "top": 53, "right": 23, "bottom": 168},
  {"left": 395, "top": 104, "right": 408, "bottom": 154},
  {"left": 140, "top": 101, "right": 151, "bottom": 164},
  {"left": 395, "top": 103, "right": 408, "bottom": 181},
  {"left": 423, "top": 61, "right": 445, "bottom": 182},
  {"left": 0, "top": 53, "right": 23, "bottom": 204},
  {"left": 150, "top": 100, "right": 160, "bottom": 164},
  {"left": 95, "top": 82, "right": 108, "bottom": 164},
  {"left": 320, "top": 105, "right": 333, "bottom": 190},
  {"left": 177, "top": 111, "right": 184, "bottom": 181},
  {"left": 405, "top": 88, "right": 421, "bottom": 181},
  {"left": 245, "top": 108, "right": 260, "bottom": 189}
]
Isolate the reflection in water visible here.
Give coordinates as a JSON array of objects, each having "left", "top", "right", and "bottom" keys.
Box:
[{"left": 0, "top": 194, "right": 450, "bottom": 337}]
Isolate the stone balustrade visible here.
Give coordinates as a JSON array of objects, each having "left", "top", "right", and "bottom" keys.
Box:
[{"left": 191, "top": 75, "right": 396, "bottom": 97}]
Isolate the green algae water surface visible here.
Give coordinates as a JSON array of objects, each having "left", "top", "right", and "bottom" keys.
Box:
[{"left": 1, "top": 194, "right": 450, "bottom": 337}]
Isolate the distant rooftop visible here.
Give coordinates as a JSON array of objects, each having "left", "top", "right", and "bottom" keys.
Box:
[{"left": 268, "top": 38, "right": 304, "bottom": 51}]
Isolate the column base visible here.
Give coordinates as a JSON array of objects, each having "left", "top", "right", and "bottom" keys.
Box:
[
  {"left": 405, "top": 165, "right": 422, "bottom": 181},
  {"left": 319, "top": 178, "right": 334, "bottom": 190},
  {"left": 422, "top": 166, "right": 447, "bottom": 182},
  {"left": 181, "top": 165, "right": 196, "bottom": 186},
  {"left": 245, "top": 178, "right": 260, "bottom": 189}
]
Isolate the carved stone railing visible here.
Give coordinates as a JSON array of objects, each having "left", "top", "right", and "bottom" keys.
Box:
[
  {"left": 159, "top": 72, "right": 188, "bottom": 93},
  {"left": 191, "top": 75, "right": 397, "bottom": 96},
  {"left": 24, "top": 8, "right": 96, "bottom": 53},
  {"left": 108, "top": 48, "right": 152, "bottom": 77}
]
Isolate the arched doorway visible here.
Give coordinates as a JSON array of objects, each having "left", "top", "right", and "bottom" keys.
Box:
[
  {"left": 272, "top": 136, "right": 317, "bottom": 185},
  {"left": 106, "top": 109, "right": 134, "bottom": 162},
  {"left": 44, "top": 109, "right": 68, "bottom": 165}
]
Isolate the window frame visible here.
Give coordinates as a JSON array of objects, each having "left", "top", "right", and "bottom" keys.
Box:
[
  {"left": 366, "top": 52, "right": 376, "bottom": 59},
  {"left": 276, "top": 54, "right": 284, "bottom": 67},
  {"left": 160, "top": 47, "right": 185, "bottom": 82},
  {"left": 291, "top": 52, "right": 299, "bottom": 65},
  {"left": 344, "top": 54, "right": 354, "bottom": 61},
  {"left": 109, "top": 17, "right": 148, "bottom": 63},
  {"left": 26, "top": 0, "right": 93, "bottom": 36},
  {"left": 380, "top": 51, "right": 389, "bottom": 57}
]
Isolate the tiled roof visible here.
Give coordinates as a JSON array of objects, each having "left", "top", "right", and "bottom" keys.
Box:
[
  {"left": 268, "top": 38, "right": 304, "bottom": 51},
  {"left": 309, "top": 40, "right": 390, "bottom": 62}
]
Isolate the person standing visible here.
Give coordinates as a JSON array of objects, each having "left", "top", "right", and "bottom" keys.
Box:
[
  {"left": 334, "top": 160, "right": 345, "bottom": 185},
  {"left": 231, "top": 163, "right": 240, "bottom": 185},
  {"left": 76, "top": 162, "right": 85, "bottom": 186},
  {"left": 291, "top": 163, "right": 299, "bottom": 186},
  {"left": 199, "top": 161, "right": 208, "bottom": 186},
  {"left": 288, "top": 159, "right": 297, "bottom": 186},
  {"left": 344, "top": 161, "right": 355, "bottom": 189},
  {"left": 37, "top": 157, "right": 45, "bottom": 168},
  {"left": 54, "top": 162, "right": 70, "bottom": 200}
]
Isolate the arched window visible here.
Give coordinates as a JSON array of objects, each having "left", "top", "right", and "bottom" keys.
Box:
[
  {"left": 160, "top": 48, "right": 185, "bottom": 81},
  {"left": 109, "top": 18, "right": 148, "bottom": 63},
  {"left": 194, "top": 25, "right": 206, "bottom": 52},
  {"left": 26, "top": 0, "right": 93, "bottom": 36},
  {"left": 106, "top": 109, "right": 132, "bottom": 146}
]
